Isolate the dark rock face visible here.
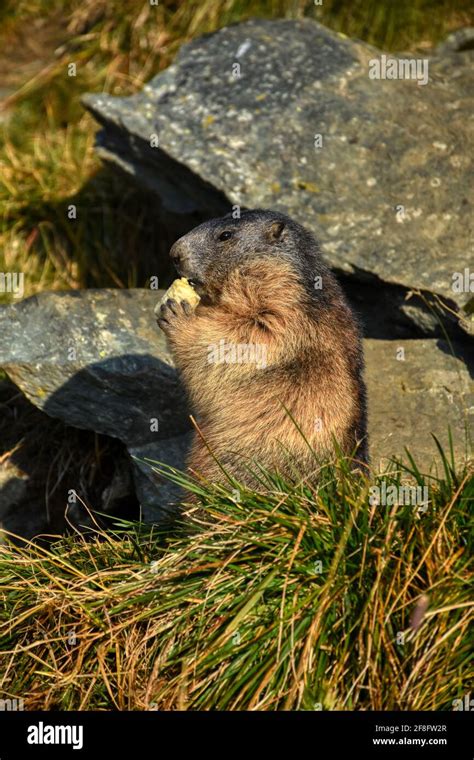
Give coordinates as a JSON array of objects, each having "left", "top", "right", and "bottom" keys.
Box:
[
  {"left": 0, "top": 289, "right": 191, "bottom": 524},
  {"left": 83, "top": 18, "right": 473, "bottom": 325},
  {"left": 129, "top": 434, "right": 192, "bottom": 520}
]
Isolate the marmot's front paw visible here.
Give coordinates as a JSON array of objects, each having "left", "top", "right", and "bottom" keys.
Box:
[{"left": 157, "top": 298, "right": 194, "bottom": 335}]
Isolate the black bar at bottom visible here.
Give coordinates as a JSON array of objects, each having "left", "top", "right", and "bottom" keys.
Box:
[{"left": 0, "top": 710, "right": 471, "bottom": 758}]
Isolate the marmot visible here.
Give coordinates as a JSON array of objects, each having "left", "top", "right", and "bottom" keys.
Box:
[{"left": 157, "top": 209, "right": 368, "bottom": 491}]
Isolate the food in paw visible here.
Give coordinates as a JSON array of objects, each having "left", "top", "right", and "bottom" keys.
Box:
[{"left": 154, "top": 278, "right": 200, "bottom": 315}]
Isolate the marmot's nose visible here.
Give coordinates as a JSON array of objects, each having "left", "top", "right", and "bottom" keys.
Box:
[
  {"left": 170, "top": 238, "right": 194, "bottom": 277},
  {"left": 169, "top": 239, "right": 183, "bottom": 266}
]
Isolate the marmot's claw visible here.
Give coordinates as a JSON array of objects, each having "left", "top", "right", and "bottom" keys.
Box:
[
  {"left": 156, "top": 316, "right": 169, "bottom": 331},
  {"left": 157, "top": 298, "right": 193, "bottom": 333},
  {"left": 181, "top": 299, "right": 193, "bottom": 316}
]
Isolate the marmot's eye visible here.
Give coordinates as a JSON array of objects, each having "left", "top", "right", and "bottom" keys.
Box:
[{"left": 218, "top": 230, "right": 233, "bottom": 241}]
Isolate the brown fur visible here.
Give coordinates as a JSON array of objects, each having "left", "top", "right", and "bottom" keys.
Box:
[{"left": 158, "top": 210, "right": 368, "bottom": 490}]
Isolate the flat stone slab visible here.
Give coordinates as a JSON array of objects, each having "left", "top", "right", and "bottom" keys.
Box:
[
  {"left": 0, "top": 289, "right": 190, "bottom": 447},
  {"left": 83, "top": 19, "right": 474, "bottom": 323}
]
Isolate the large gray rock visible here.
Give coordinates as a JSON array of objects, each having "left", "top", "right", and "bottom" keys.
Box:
[
  {"left": 0, "top": 289, "right": 191, "bottom": 522},
  {"left": 0, "top": 289, "right": 471, "bottom": 524},
  {"left": 83, "top": 19, "right": 474, "bottom": 326},
  {"left": 0, "top": 289, "right": 189, "bottom": 446}
]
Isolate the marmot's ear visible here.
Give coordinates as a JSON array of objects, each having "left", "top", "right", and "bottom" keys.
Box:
[{"left": 267, "top": 221, "right": 286, "bottom": 242}]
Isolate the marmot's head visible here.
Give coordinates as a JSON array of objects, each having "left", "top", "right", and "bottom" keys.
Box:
[{"left": 169, "top": 209, "right": 328, "bottom": 301}]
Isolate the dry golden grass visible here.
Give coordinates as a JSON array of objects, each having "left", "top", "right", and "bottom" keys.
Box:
[{"left": 0, "top": 455, "right": 472, "bottom": 710}]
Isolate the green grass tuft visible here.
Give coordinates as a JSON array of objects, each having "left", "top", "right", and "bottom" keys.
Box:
[{"left": 1, "top": 454, "right": 472, "bottom": 710}]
